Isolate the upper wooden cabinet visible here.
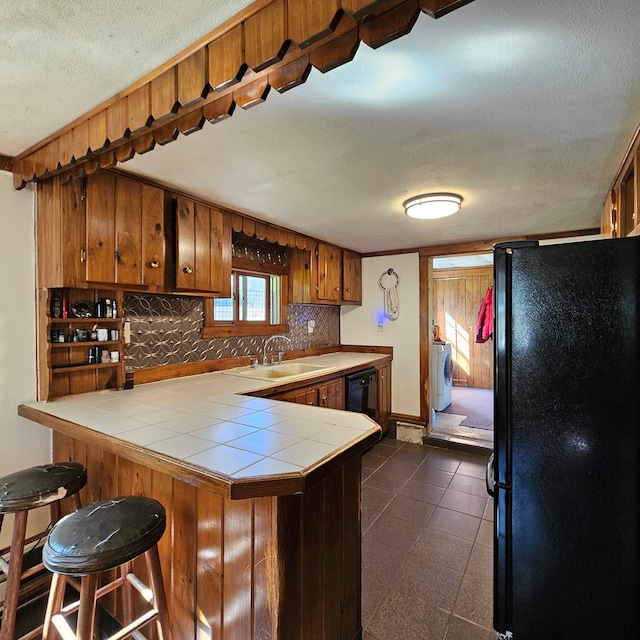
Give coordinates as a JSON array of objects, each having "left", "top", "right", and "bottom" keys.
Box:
[
  {"left": 602, "top": 136, "right": 640, "bottom": 239},
  {"left": 342, "top": 249, "right": 362, "bottom": 305},
  {"left": 289, "top": 247, "right": 313, "bottom": 304},
  {"left": 315, "top": 241, "right": 343, "bottom": 303},
  {"left": 174, "top": 196, "right": 232, "bottom": 296},
  {"left": 86, "top": 173, "right": 165, "bottom": 288},
  {"left": 312, "top": 242, "right": 362, "bottom": 305},
  {"left": 36, "top": 176, "right": 87, "bottom": 289}
]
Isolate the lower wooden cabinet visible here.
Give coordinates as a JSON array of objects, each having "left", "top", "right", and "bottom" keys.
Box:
[
  {"left": 271, "top": 376, "right": 345, "bottom": 409},
  {"left": 376, "top": 363, "right": 392, "bottom": 436}
]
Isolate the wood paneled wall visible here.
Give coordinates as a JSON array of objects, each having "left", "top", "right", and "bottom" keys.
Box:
[
  {"left": 432, "top": 266, "right": 493, "bottom": 389},
  {"left": 12, "top": 0, "right": 474, "bottom": 189},
  {"left": 52, "top": 430, "right": 363, "bottom": 640}
]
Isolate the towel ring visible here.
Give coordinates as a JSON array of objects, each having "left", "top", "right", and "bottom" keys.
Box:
[{"left": 379, "top": 268, "right": 399, "bottom": 290}]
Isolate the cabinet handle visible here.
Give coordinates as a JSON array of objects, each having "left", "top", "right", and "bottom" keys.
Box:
[
  {"left": 321, "top": 395, "right": 327, "bottom": 404},
  {"left": 149, "top": 261, "right": 159, "bottom": 268},
  {"left": 334, "top": 287, "right": 340, "bottom": 291},
  {"left": 308, "top": 402, "right": 315, "bottom": 406},
  {"left": 183, "top": 266, "right": 193, "bottom": 274}
]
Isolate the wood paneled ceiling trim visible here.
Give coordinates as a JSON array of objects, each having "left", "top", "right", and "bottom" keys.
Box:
[
  {"left": 12, "top": 0, "right": 474, "bottom": 189},
  {"left": 0, "top": 153, "right": 13, "bottom": 172}
]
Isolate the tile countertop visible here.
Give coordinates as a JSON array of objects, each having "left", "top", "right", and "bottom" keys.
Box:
[{"left": 19, "top": 352, "right": 387, "bottom": 498}]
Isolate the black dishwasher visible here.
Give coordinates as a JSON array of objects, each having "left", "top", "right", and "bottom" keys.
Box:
[{"left": 345, "top": 368, "right": 377, "bottom": 419}]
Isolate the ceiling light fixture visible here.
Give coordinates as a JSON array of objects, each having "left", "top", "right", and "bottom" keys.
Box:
[{"left": 403, "top": 193, "right": 463, "bottom": 219}]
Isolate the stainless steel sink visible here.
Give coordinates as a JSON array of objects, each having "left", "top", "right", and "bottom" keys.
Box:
[{"left": 222, "top": 362, "right": 335, "bottom": 381}]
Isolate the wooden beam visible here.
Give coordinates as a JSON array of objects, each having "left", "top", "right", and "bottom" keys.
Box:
[
  {"left": 12, "top": 0, "right": 476, "bottom": 188},
  {"left": 0, "top": 153, "right": 13, "bottom": 172}
]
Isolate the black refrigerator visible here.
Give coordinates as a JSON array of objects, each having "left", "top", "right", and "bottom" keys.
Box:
[{"left": 487, "top": 236, "right": 639, "bottom": 639}]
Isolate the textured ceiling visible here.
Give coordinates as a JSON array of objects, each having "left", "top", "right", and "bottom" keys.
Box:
[{"left": 3, "top": 0, "right": 640, "bottom": 253}]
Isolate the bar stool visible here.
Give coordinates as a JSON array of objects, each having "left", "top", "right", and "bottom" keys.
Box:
[
  {"left": 0, "top": 462, "right": 86, "bottom": 640},
  {"left": 42, "top": 496, "right": 172, "bottom": 640}
]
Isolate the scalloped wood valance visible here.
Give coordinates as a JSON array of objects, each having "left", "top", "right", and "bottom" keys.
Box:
[{"left": 12, "top": 0, "right": 473, "bottom": 189}]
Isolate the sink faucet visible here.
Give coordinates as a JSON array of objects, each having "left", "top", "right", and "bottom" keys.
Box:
[{"left": 262, "top": 334, "right": 293, "bottom": 365}]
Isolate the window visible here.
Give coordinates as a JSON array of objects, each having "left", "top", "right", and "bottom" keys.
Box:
[
  {"left": 203, "top": 267, "right": 288, "bottom": 338},
  {"left": 213, "top": 271, "right": 281, "bottom": 324}
]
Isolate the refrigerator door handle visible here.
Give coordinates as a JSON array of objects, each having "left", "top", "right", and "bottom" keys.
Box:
[{"left": 486, "top": 452, "right": 495, "bottom": 496}]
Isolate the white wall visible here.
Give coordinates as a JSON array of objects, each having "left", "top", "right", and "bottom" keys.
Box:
[
  {"left": 0, "top": 171, "right": 51, "bottom": 547},
  {"left": 341, "top": 253, "right": 421, "bottom": 418}
]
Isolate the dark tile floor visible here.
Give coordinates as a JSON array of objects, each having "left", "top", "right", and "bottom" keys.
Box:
[{"left": 361, "top": 438, "right": 496, "bottom": 640}]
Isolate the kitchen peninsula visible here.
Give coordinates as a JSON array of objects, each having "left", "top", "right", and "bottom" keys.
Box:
[{"left": 19, "top": 352, "right": 388, "bottom": 640}]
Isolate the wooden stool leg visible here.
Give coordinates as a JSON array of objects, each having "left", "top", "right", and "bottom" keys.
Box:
[
  {"left": 42, "top": 573, "right": 68, "bottom": 640},
  {"left": 76, "top": 574, "right": 99, "bottom": 640},
  {"left": 0, "top": 510, "right": 28, "bottom": 640},
  {"left": 145, "top": 545, "right": 172, "bottom": 640},
  {"left": 120, "top": 562, "right": 133, "bottom": 626}
]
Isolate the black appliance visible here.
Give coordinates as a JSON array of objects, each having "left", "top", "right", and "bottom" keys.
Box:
[
  {"left": 487, "top": 237, "right": 639, "bottom": 639},
  {"left": 345, "top": 368, "right": 377, "bottom": 419}
]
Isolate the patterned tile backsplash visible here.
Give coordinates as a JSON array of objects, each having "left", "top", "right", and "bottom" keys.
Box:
[{"left": 124, "top": 293, "right": 340, "bottom": 369}]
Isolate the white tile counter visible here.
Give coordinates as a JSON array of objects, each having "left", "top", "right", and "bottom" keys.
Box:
[{"left": 19, "top": 352, "right": 387, "bottom": 498}]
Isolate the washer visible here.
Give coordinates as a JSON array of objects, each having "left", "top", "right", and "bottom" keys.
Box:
[{"left": 430, "top": 343, "right": 453, "bottom": 411}]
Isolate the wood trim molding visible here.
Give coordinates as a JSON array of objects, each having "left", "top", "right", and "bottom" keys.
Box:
[
  {"left": 12, "top": 0, "right": 473, "bottom": 189},
  {"left": 0, "top": 153, "right": 12, "bottom": 172}
]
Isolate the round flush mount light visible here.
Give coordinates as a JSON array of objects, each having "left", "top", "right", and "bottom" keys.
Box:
[{"left": 403, "top": 193, "right": 463, "bottom": 219}]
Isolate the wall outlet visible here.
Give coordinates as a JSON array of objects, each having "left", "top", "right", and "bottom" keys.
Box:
[{"left": 307, "top": 320, "right": 315, "bottom": 334}]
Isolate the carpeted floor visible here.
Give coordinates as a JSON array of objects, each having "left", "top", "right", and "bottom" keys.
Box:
[{"left": 442, "top": 386, "right": 493, "bottom": 430}]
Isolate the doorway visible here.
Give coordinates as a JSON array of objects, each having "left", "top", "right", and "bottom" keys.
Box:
[{"left": 429, "top": 253, "right": 494, "bottom": 449}]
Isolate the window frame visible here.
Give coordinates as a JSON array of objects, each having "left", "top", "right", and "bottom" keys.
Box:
[{"left": 202, "top": 257, "right": 289, "bottom": 338}]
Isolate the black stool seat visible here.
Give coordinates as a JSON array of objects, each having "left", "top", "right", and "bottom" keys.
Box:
[
  {"left": 0, "top": 462, "right": 87, "bottom": 513},
  {"left": 44, "top": 496, "right": 166, "bottom": 575},
  {"left": 0, "top": 462, "right": 86, "bottom": 640}
]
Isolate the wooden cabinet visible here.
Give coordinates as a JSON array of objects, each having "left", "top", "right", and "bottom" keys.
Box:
[
  {"left": 313, "top": 242, "right": 362, "bottom": 305},
  {"left": 342, "top": 249, "right": 362, "bottom": 305},
  {"left": 271, "top": 376, "right": 345, "bottom": 409},
  {"left": 289, "top": 248, "right": 313, "bottom": 304},
  {"left": 86, "top": 172, "right": 165, "bottom": 288},
  {"left": 315, "top": 242, "right": 343, "bottom": 303},
  {"left": 602, "top": 139, "right": 640, "bottom": 238},
  {"left": 174, "top": 196, "right": 232, "bottom": 295},
  {"left": 318, "top": 377, "right": 345, "bottom": 409},
  {"left": 376, "top": 362, "right": 392, "bottom": 436},
  {"left": 38, "top": 288, "right": 125, "bottom": 400},
  {"left": 36, "top": 176, "right": 88, "bottom": 289}
]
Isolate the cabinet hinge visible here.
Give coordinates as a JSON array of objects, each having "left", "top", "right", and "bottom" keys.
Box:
[
  {"left": 80, "top": 249, "right": 87, "bottom": 263},
  {"left": 80, "top": 182, "right": 86, "bottom": 201}
]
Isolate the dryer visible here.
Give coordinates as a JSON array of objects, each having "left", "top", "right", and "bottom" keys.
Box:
[{"left": 431, "top": 343, "right": 453, "bottom": 411}]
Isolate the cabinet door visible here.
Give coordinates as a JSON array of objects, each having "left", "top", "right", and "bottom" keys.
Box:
[
  {"left": 342, "top": 250, "right": 362, "bottom": 304},
  {"left": 175, "top": 197, "right": 196, "bottom": 290},
  {"left": 114, "top": 175, "right": 142, "bottom": 285},
  {"left": 318, "top": 378, "right": 345, "bottom": 409},
  {"left": 278, "top": 386, "right": 318, "bottom": 406},
  {"left": 376, "top": 363, "right": 392, "bottom": 436},
  {"left": 289, "top": 248, "right": 313, "bottom": 304},
  {"left": 141, "top": 184, "right": 165, "bottom": 287},
  {"left": 210, "top": 205, "right": 232, "bottom": 297},
  {"left": 86, "top": 172, "right": 116, "bottom": 284},
  {"left": 175, "top": 197, "right": 232, "bottom": 294},
  {"left": 36, "top": 176, "right": 87, "bottom": 289},
  {"left": 316, "top": 242, "right": 342, "bottom": 302}
]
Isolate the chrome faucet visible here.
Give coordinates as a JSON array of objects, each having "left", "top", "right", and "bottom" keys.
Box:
[{"left": 262, "top": 334, "right": 293, "bottom": 365}]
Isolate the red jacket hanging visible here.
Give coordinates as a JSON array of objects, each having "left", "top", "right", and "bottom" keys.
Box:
[{"left": 475, "top": 286, "right": 493, "bottom": 343}]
